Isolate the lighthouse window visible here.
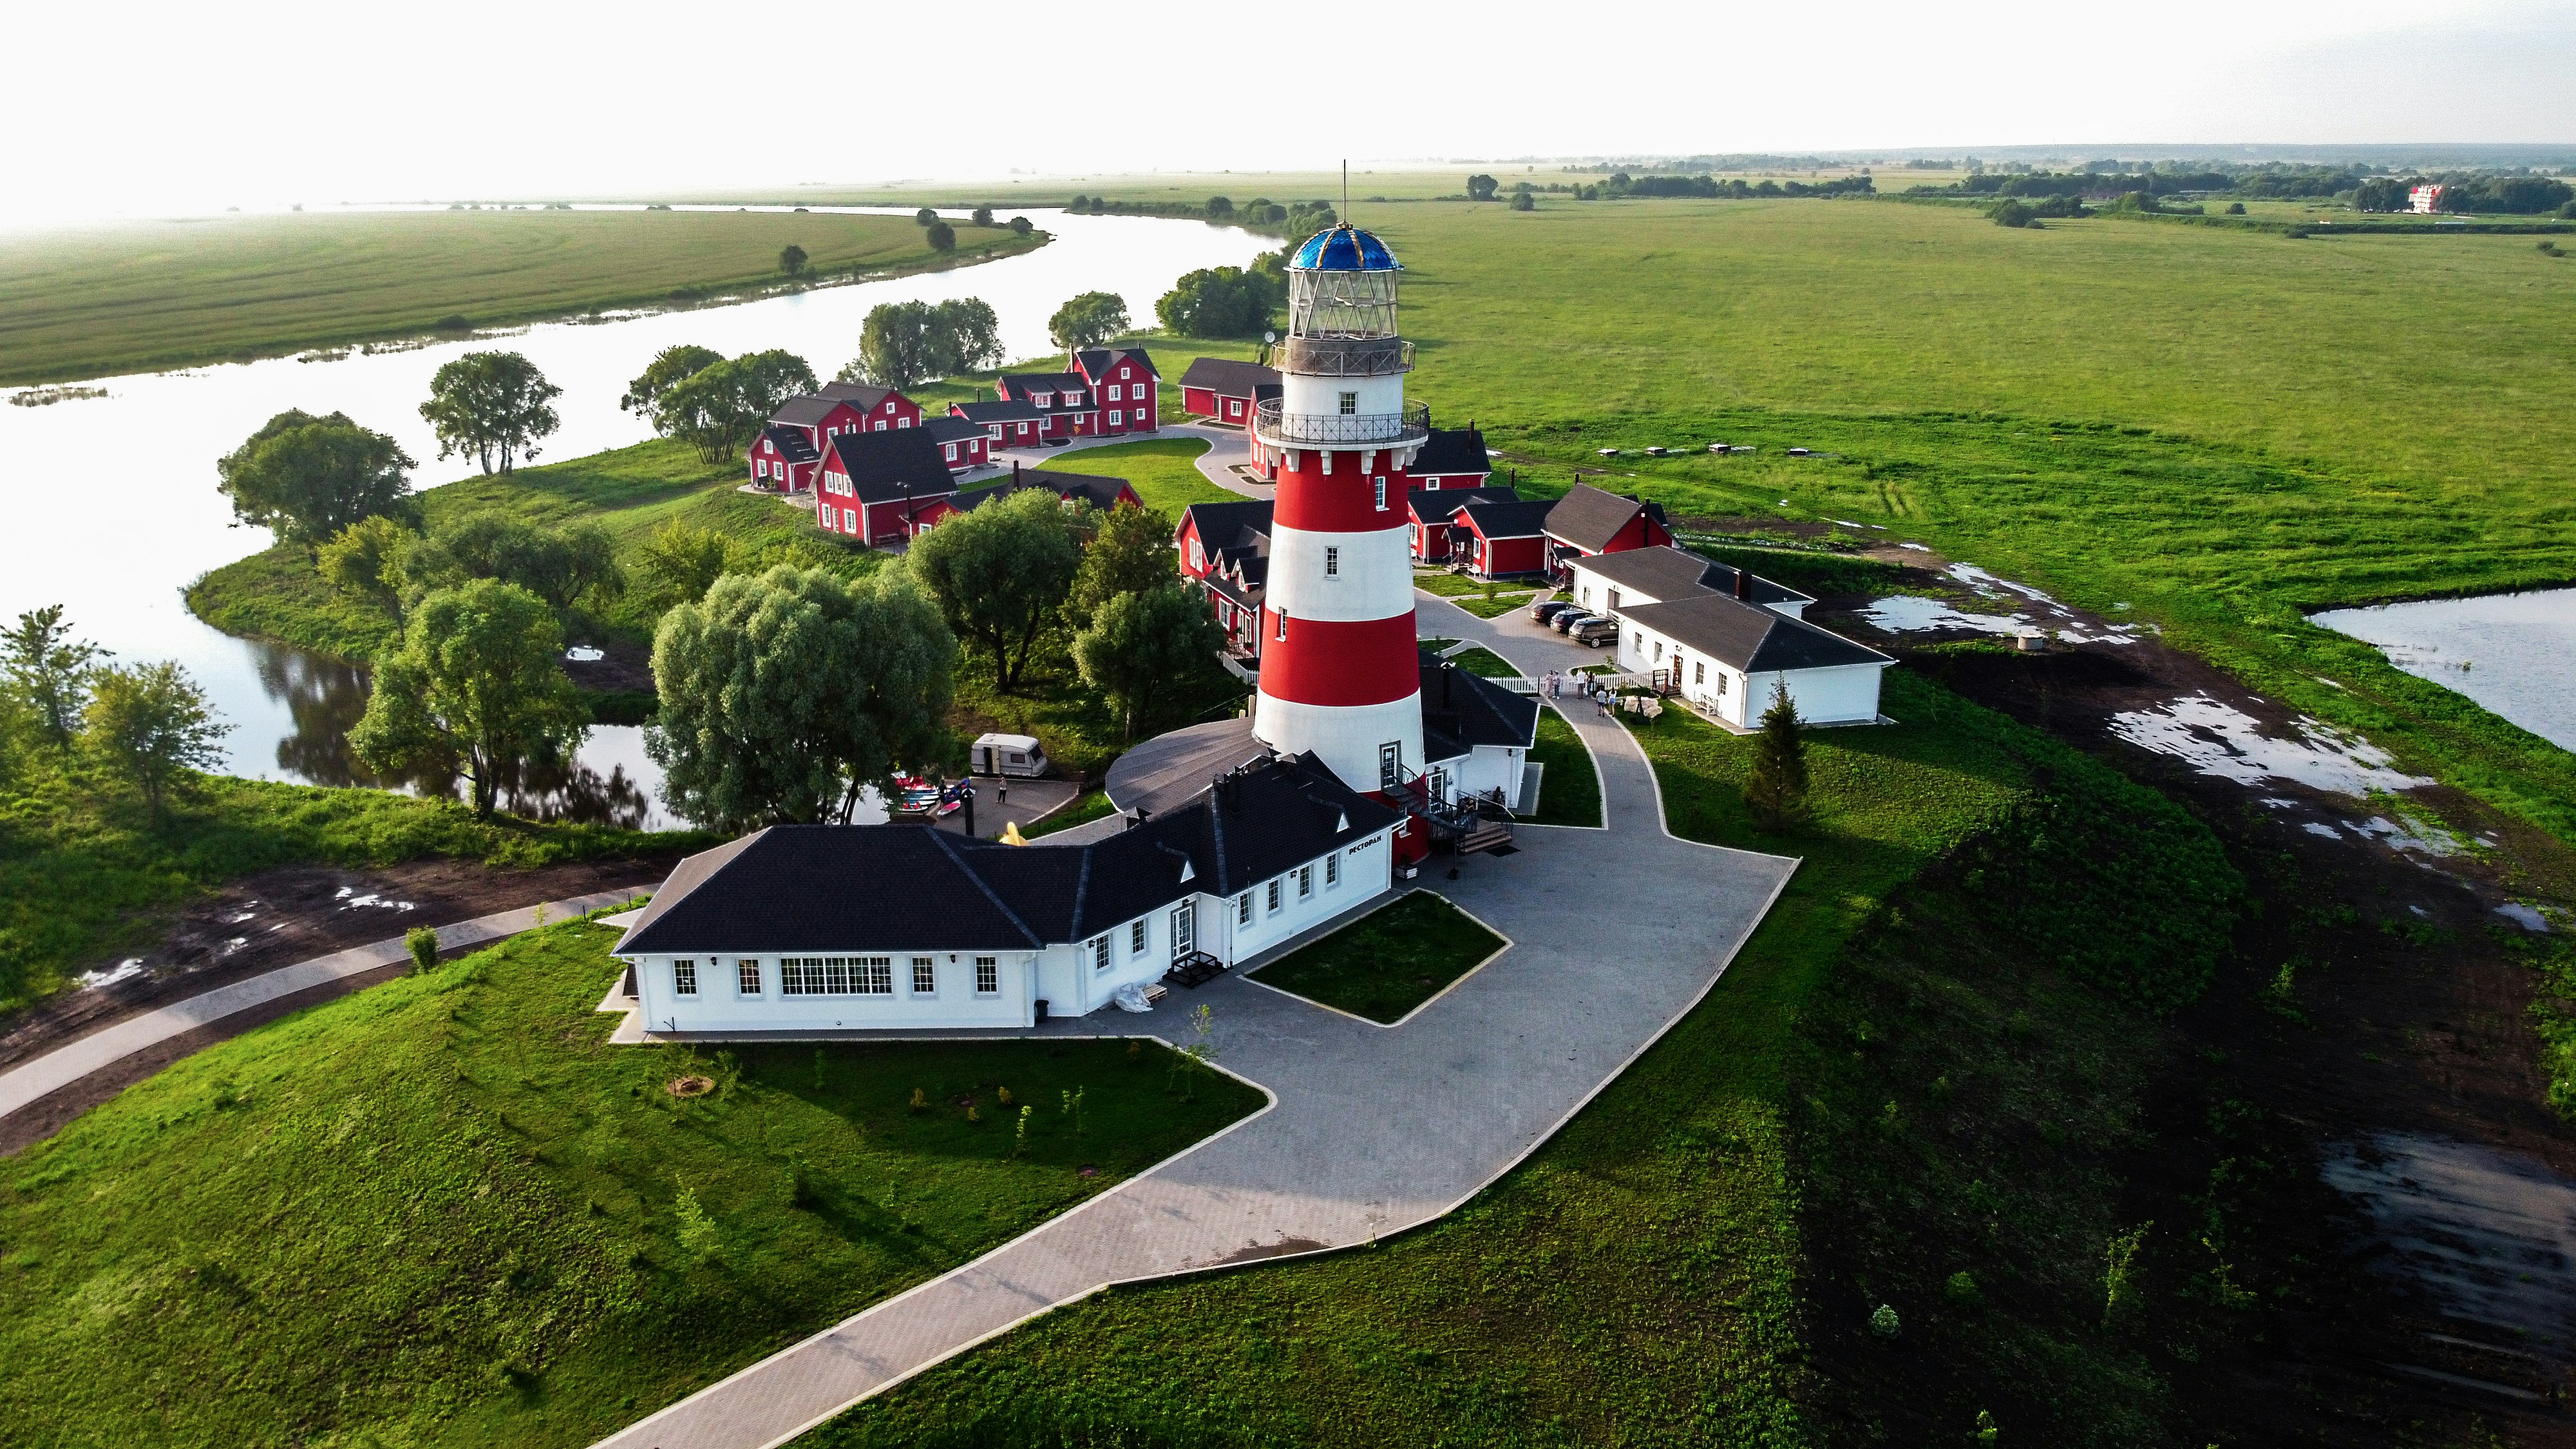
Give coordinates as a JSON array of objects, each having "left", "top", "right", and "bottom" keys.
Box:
[
  {"left": 1323, "top": 547, "right": 1339, "bottom": 577},
  {"left": 1338, "top": 392, "right": 1358, "bottom": 415},
  {"left": 1373, "top": 477, "right": 1387, "bottom": 511},
  {"left": 1276, "top": 609, "right": 1287, "bottom": 641}
]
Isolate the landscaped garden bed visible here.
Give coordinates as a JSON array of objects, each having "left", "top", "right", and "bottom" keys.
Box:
[{"left": 1245, "top": 891, "right": 1506, "bottom": 1024}]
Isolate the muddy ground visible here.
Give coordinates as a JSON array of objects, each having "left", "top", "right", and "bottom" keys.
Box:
[
  {"left": 1812, "top": 561, "right": 2576, "bottom": 1444},
  {"left": 0, "top": 852, "right": 683, "bottom": 1155}
]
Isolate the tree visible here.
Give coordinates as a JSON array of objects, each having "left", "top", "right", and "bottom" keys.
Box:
[
  {"left": 1466, "top": 174, "right": 1499, "bottom": 200},
  {"left": 401, "top": 511, "right": 624, "bottom": 612},
  {"left": 936, "top": 298, "right": 1003, "bottom": 372},
  {"left": 621, "top": 343, "right": 723, "bottom": 416},
  {"left": 647, "top": 567, "right": 955, "bottom": 829},
  {"left": 1048, "top": 291, "right": 1132, "bottom": 352},
  {"left": 1743, "top": 681, "right": 1810, "bottom": 831},
  {"left": 1154, "top": 264, "right": 1286, "bottom": 337},
  {"left": 3, "top": 605, "right": 108, "bottom": 746},
  {"left": 1510, "top": 191, "right": 1535, "bottom": 213},
  {"left": 652, "top": 350, "right": 817, "bottom": 461},
  {"left": 905, "top": 487, "right": 1083, "bottom": 692},
  {"left": 779, "top": 243, "right": 808, "bottom": 277},
  {"left": 348, "top": 580, "right": 586, "bottom": 817},
  {"left": 632, "top": 519, "right": 742, "bottom": 609},
  {"left": 915, "top": 208, "right": 938, "bottom": 226},
  {"left": 1206, "top": 195, "right": 1235, "bottom": 216},
  {"left": 1066, "top": 502, "right": 1175, "bottom": 626},
  {"left": 83, "top": 661, "right": 231, "bottom": 825},
  {"left": 1009, "top": 216, "right": 1033, "bottom": 236},
  {"left": 971, "top": 206, "right": 994, "bottom": 225},
  {"left": 1988, "top": 199, "right": 2038, "bottom": 227},
  {"left": 847, "top": 299, "right": 1000, "bottom": 390},
  {"left": 1073, "top": 583, "right": 1228, "bottom": 743},
  {"left": 926, "top": 222, "right": 956, "bottom": 252},
  {"left": 317, "top": 515, "right": 419, "bottom": 619},
  {"left": 420, "top": 351, "right": 562, "bottom": 475},
  {"left": 216, "top": 411, "right": 417, "bottom": 553}
]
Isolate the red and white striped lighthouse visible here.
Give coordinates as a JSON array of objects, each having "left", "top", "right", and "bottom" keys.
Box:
[{"left": 1251, "top": 225, "right": 1432, "bottom": 806}]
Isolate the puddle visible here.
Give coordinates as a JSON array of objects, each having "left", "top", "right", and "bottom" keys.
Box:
[
  {"left": 78, "top": 958, "right": 149, "bottom": 990},
  {"left": 334, "top": 887, "right": 417, "bottom": 912},
  {"left": 1898, "top": 542, "right": 1931, "bottom": 552},
  {"left": 2108, "top": 694, "right": 2434, "bottom": 797},
  {"left": 2322, "top": 1133, "right": 2576, "bottom": 1344},
  {"left": 1862, "top": 562, "right": 2143, "bottom": 645},
  {"left": 2311, "top": 588, "right": 2576, "bottom": 752},
  {"left": 1859, "top": 594, "right": 2040, "bottom": 639},
  {"left": 2496, "top": 903, "right": 2552, "bottom": 933},
  {"left": 2344, "top": 814, "right": 2466, "bottom": 858}
]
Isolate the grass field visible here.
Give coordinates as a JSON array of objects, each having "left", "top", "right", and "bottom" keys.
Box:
[
  {"left": 0, "top": 913, "right": 1260, "bottom": 1448},
  {"left": 1044, "top": 436, "right": 1235, "bottom": 512},
  {"left": 1441, "top": 645, "right": 1519, "bottom": 677},
  {"left": 0, "top": 209, "right": 1039, "bottom": 384},
  {"left": 1522, "top": 705, "right": 1602, "bottom": 829},
  {"left": 1244, "top": 891, "right": 1505, "bottom": 1024},
  {"left": 0, "top": 750, "right": 687, "bottom": 1012}
]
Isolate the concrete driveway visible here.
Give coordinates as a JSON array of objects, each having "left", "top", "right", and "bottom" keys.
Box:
[{"left": 594, "top": 594, "right": 1795, "bottom": 1449}]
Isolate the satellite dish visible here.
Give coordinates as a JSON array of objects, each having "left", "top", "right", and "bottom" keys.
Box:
[{"left": 1264, "top": 330, "right": 1276, "bottom": 344}]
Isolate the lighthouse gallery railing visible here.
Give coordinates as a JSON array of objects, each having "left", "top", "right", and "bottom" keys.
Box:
[{"left": 1252, "top": 398, "right": 1431, "bottom": 447}]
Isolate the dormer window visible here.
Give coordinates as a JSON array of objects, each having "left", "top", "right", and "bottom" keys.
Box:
[{"left": 1034, "top": 393, "right": 1053, "bottom": 408}]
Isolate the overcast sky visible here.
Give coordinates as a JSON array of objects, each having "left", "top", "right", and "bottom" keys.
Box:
[{"left": 7, "top": 0, "right": 2571, "bottom": 229}]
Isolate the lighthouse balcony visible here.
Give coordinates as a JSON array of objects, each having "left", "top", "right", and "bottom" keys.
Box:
[
  {"left": 1275, "top": 336, "right": 1414, "bottom": 377},
  {"left": 1252, "top": 397, "right": 1431, "bottom": 449}
]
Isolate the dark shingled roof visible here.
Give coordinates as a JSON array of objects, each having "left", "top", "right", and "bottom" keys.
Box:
[
  {"left": 824, "top": 429, "right": 956, "bottom": 505},
  {"left": 760, "top": 426, "right": 820, "bottom": 464},
  {"left": 1458, "top": 499, "right": 1555, "bottom": 540},
  {"left": 1574, "top": 545, "right": 1812, "bottom": 608},
  {"left": 1178, "top": 356, "right": 1282, "bottom": 396},
  {"left": 1417, "top": 660, "right": 1539, "bottom": 764},
  {"left": 622, "top": 753, "right": 1397, "bottom": 956},
  {"left": 951, "top": 397, "right": 1047, "bottom": 425},
  {"left": 1073, "top": 346, "right": 1160, "bottom": 384},
  {"left": 815, "top": 381, "right": 901, "bottom": 410},
  {"left": 1179, "top": 498, "right": 1274, "bottom": 551},
  {"left": 1406, "top": 486, "right": 1517, "bottom": 525},
  {"left": 1616, "top": 592, "right": 1892, "bottom": 672},
  {"left": 769, "top": 395, "right": 851, "bottom": 428},
  {"left": 1412, "top": 426, "right": 1492, "bottom": 477},
  {"left": 949, "top": 468, "right": 1135, "bottom": 516},
  {"left": 1544, "top": 483, "right": 1669, "bottom": 553},
  {"left": 920, "top": 415, "right": 986, "bottom": 446},
  {"left": 998, "top": 374, "right": 1089, "bottom": 404}
]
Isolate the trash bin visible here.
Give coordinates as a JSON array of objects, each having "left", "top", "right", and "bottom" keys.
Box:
[{"left": 1034, "top": 998, "right": 1049, "bottom": 1025}]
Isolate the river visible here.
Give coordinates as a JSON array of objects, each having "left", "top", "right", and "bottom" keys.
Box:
[
  {"left": 2311, "top": 588, "right": 2576, "bottom": 753},
  {"left": 0, "top": 207, "right": 1272, "bottom": 828}
]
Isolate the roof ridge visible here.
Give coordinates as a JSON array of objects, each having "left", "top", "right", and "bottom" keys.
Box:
[{"left": 925, "top": 829, "right": 1043, "bottom": 947}]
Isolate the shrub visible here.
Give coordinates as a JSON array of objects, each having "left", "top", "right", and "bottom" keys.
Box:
[
  {"left": 1987, "top": 200, "right": 2037, "bottom": 228},
  {"left": 925, "top": 222, "right": 956, "bottom": 252},
  {"left": 405, "top": 925, "right": 440, "bottom": 973}
]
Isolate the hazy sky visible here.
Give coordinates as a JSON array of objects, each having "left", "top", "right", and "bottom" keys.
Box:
[{"left": 6, "top": 0, "right": 2570, "bottom": 228}]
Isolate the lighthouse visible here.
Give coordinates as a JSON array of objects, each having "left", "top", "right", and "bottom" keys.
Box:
[{"left": 1249, "top": 225, "right": 1431, "bottom": 802}]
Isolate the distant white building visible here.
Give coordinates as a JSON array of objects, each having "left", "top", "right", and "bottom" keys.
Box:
[
  {"left": 1566, "top": 547, "right": 1891, "bottom": 727},
  {"left": 2409, "top": 184, "right": 2446, "bottom": 215}
]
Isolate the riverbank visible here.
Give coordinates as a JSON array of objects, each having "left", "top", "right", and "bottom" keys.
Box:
[{"left": 0, "top": 209, "right": 1045, "bottom": 387}]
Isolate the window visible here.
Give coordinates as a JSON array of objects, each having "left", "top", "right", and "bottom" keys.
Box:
[
  {"left": 1107, "top": 384, "right": 1122, "bottom": 401},
  {"left": 874, "top": 420, "right": 887, "bottom": 431},
  {"left": 781, "top": 956, "right": 893, "bottom": 995},
  {"left": 1109, "top": 410, "right": 1122, "bottom": 426},
  {"left": 1237, "top": 891, "right": 1253, "bottom": 925},
  {"left": 1297, "top": 865, "right": 1314, "bottom": 899},
  {"left": 672, "top": 959, "right": 698, "bottom": 996},
  {"left": 845, "top": 508, "right": 858, "bottom": 533},
  {"left": 1275, "top": 609, "right": 1287, "bottom": 642},
  {"left": 906, "top": 957, "right": 934, "bottom": 994},
  {"left": 1379, "top": 741, "right": 1401, "bottom": 788},
  {"left": 1323, "top": 546, "right": 1339, "bottom": 577},
  {"left": 1090, "top": 936, "right": 1112, "bottom": 972},
  {"left": 1129, "top": 919, "right": 1147, "bottom": 955},
  {"left": 1373, "top": 477, "right": 1387, "bottom": 510},
  {"left": 1227, "top": 400, "right": 1242, "bottom": 417},
  {"left": 1189, "top": 538, "right": 1204, "bottom": 569},
  {"left": 1067, "top": 391, "right": 1084, "bottom": 406},
  {"left": 1653, "top": 641, "right": 1664, "bottom": 661},
  {"left": 896, "top": 417, "right": 911, "bottom": 428},
  {"left": 943, "top": 444, "right": 956, "bottom": 460},
  {"left": 1325, "top": 852, "right": 1340, "bottom": 887},
  {"left": 1267, "top": 878, "right": 1282, "bottom": 913},
  {"left": 1634, "top": 632, "right": 1645, "bottom": 653},
  {"left": 1695, "top": 661, "right": 1707, "bottom": 684},
  {"left": 1338, "top": 391, "right": 1358, "bottom": 415},
  {"left": 737, "top": 959, "right": 761, "bottom": 995}
]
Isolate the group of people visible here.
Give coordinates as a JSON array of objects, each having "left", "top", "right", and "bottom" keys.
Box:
[{"left": 1539, "top": 669, "right": 1622, "bottom": 718}]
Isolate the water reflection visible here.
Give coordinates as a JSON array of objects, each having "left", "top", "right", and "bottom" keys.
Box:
[{"left": 249, "top": 637, "right": 665, "bottom": 829}]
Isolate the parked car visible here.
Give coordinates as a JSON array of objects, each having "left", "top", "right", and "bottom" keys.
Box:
[
  {"left": 1569, "top": 618, "right": 1620, "bottom": 647},
  {"left": 1530, "top": 600, "right": 1577, "bottom": 625},
  {"left": 1552, "top": 609, "right": 1600, "bottom": 634}
]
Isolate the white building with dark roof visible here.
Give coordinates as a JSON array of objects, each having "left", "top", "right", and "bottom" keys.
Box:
[{"left": 1566, "top": 546, "right": 1889, "bottom": 726}]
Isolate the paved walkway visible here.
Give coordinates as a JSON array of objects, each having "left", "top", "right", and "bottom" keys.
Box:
[
  {"left": 594, "top": 598, "right": 1795, "bottom": 1449},
  {"left": 0, "top": 889, "right": 647, "bottom": 1122}
]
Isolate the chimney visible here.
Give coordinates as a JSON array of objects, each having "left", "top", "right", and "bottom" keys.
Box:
[{"left": 1734, "top": 570, "right": 1752, "bottom": 601}]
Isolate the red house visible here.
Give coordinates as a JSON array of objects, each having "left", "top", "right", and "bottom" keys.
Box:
[
  {"left": 1407, "top": 486, "right": 1520, "bottom": 564},
  {"left": 1178, "top": 357, "right": 1281, "bottom": 428},
  {"left": 951, "top": 397, "right": 1051, "bottom": 452},
  {"left": 814, "top": 429, "right": 956, "bottom": 547},
  {"left": 1175, "top": 499, "right": 1276, "bottom": 659},
  {"left": 1453, "top": 499, "right": 1554, "bottom": 578},
  {"left": 1543, "top": 482, "right": 1674, "bottom": 577},
  {"left": 921, "top": 415, "right": 992, "bottom": 473},
  {"left": 906, "top": 464, "right": 1146, "bottom": 540},
  {"left": 994, "top": 372, "right": 1097, "bottom": 442},
  {"left": 816, "top": 381, "right": 925, "bottom": 432},
  {"left": 750, "top": 426, "right": 822, "bottom": 493},
  {"left": 1068, "top": 347, "right": 1161, "bottom": 435},
  {"left": 1408, "top": 424, "right": 1493, "bottom": 490}
]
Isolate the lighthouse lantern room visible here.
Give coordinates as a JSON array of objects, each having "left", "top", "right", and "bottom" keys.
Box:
[{"left": 1251, "top": 225, "right": 1433, "bottom": 822}]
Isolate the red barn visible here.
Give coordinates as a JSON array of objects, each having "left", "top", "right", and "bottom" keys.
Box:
[
  {"left": 1178, "top": 357, "right": 1282, "bottom": 428},
  {"left": 994, "top": 372, "right": 1097, "bottom": 442},
  {"left": 815, "top": 381, "right": 925, "bottom": 432},
  {"left": 1406, "top": 486, "right": 1520, "bottom": 564},
  {"left": 1175, "top": 498, "right": 1275, "bottom": 659},
  {"left": 1542, "top": 482, "right": 1673, "bottom": 578},
  {"left": 1408, "top": 424, "right": 1493, "bottom": 490},
  {"left": 920, "top": 414, "right": 992, "bottom": 473},
  {"left": 950, "top": 398, "right": 1050, "bottom": 452},
  {"left": 750, "top": 426, "right": 822, "bottom": 493},
  {"left": 1453, "top": 498, "right": 1554, "bottom": 578},
  {"left": 1068, "top": 347, "right": 1162, "bottom": 435},
  {"left": 814, "top": 429, "right": 957, "bottom": 547}
]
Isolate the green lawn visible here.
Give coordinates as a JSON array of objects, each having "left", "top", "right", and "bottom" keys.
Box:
[
  {"left": 1020, "top": 790, "right": 1113, "bottom": 838},
  {"left": 1048, "top": 436, "right": 1235, "bottom": 513},
  {"left": 0, "top": 210, "right": 1040, "bottom": 385},
  {"left": 1440, "top": 645, "right": 1519, "bottom": 678},
  {"left": 0, "top": 913, "right": 1260, "bottom": 1448},
  {"left": 1522, "top": 705, "right": 1602, "bottom": 828},
  {"left": 0, "top": 752, "right": 689, "bottom": 1013},
  {"left": 1447, "top": 590, "right": 1536, "bottom": 619},
  {"left": 1246, "top": 891, "right": 1505, "bottom": 1025}
]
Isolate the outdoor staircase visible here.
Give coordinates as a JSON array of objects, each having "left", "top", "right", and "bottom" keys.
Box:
[{"left": 1388, "top": 764, "right": 1516, "bottom": 856}]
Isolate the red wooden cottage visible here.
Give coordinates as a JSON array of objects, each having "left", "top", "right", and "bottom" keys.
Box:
[
  {"left": 950, "top": 398, "right": 1050, "bottom": 452},
  {"left": 993, "top": 372, "right": 1097, "bottom": 442},
  {"left": 905, "top": 464, "right": 1146, "bottom": 540},
  {"left": 814, "top": 428, "right": 957, "bottom": 547},
  {"left": 750, "top": 426, "right": 822, "bottom": 493},
  {"left": 1175, "top": 499, "right": 1276, "bottom": 659},
  {"left": 1068, "top": 347, "right": 1161, "bottom": 435},
  {"left": 1408, "top": 424, "right": 1493, "bottom": 490},
  {"left": 1453, "top": 498, "right": 1555, "bottom": 578},
  {"left": 1542, "top": 482, "right": 1673, "bottom": 577},
  {"left": 920, "top": 415, "right": 992, "bottom": 473},
  {"left": 815, "top": 381, "right": 925, "bottom": 432},
  {"left": 1406, "top": 485, "right": 1521, "bottom": 564},
  {"left": 1178, "top": 357, "right": 1281, "bottom": 428}
]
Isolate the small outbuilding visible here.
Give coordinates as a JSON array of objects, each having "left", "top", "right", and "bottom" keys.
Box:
[{"left": 972, "top": 733, "right": 1048, "bottom": 777}]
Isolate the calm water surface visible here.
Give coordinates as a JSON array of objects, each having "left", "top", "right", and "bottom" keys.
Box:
[
  {"left": 2310, "top": 589, "right": 2576, "bottom": 752},
  {"left": 0, "top": 208, "right": 1270, "bottom": 826}
]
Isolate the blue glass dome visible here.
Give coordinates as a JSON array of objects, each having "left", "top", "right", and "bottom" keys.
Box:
[{"left": 1291, "top": 225, "right": 1399, "bottom": 271}]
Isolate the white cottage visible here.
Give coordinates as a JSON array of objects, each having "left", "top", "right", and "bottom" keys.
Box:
[
  {"left": 612, "top": 753, "right": 1402, "bottom": 1034},
  {"left": 1566, "top": 546, "right": 1892, "bottom": 728}
]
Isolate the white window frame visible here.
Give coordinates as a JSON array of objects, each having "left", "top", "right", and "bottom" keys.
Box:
[
  {"left": 1109, "top": 409, "right": 1122, "bottom": 426},
  {"left": 1374, "top": 477, "right": 1387, "bottom": 511},
  {"left": 1129, "top": 919, "right": 1147, "bottom": 956},
  {"left": 1338, "top": 391, "right": 1358, "bottom": 415},
  {"left": 737, "top": 959, "right": 761, "bottom": 996},
  {"left": 1266, "top": 879, "right": 1282, "bottom": 913},
  {"left": 1323, "top": 546, "right": 1339, "bottom": 578},
  {"left": 1298, "top": 864, "right": 1314, "bottom": 900},
  {"left": 974, "top": 956, "right": 999, "bottom": 996},
  {"left": 1237, "top": 891, "right": 1253, "bottom": 925},
  {"left": 1325, "top": 853, "right": 1340, "bottom": 887},
  {"left": 1107, "top": 384, "right": 1122, "bottom": 401},
  {"left": 672, "top": 959, "right": 697, "bottom": 996},
  {"left": 911, "top": 957, "right": 936, "bottom": 995},
  {"left": 1091, "top": 936, "right": 1112, "bottom": 972}
]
